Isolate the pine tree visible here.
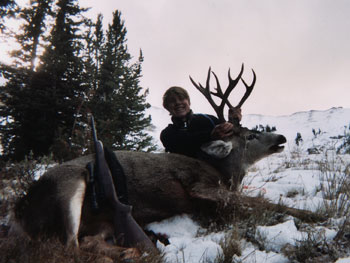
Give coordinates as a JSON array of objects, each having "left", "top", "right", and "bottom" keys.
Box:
[
  {"left": 0, "top": 0, "right": 17, "bottom": 32},
  {"left": 79, "top": 14, "right": 104, "bottom": 102},
  {"left": 89, "top": 11, "right": 155, "bottom": 151},
  {"left": 1, "top": 5, "right": 155, "bottom": 161},
  {"left": 73, "top": 14, "right": 104, "bottom": 155},
  {"left": 36, "top": 0, "right": 89, "bottom": 160},
  {"left": 0, "top": 65, "right": 32, "bottom": 160},
  {"left": 0, "top": 0, "right": 54, "bottom": 160},
  {"left": 118, "top": 50, "right": 154, "bottom": 151},
  {"left": 13, "top": 0, "right": 54, "bottom": 70},
  {"left": 0, "top": 0, "right": 89, "bottom": 161},
  {"left": 92, "top": 14, "right": 104, "bottom": 90}
]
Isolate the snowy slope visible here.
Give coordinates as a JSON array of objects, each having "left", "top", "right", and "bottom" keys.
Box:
[
  {"left": 148, "top": 106, "right": 350, "bottom": 151},
  {"left": 145, "top": 106, "right": 350, "bottom": 263},
  {"left": 242, "top": 107, "right": 350, "bottom": 151}
]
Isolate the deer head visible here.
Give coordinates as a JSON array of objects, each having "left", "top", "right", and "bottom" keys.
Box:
[
  {"left": 189, "top": 64, "right": 256, "bottom": 124},
  {"left": 190, "top": 65, "right": 286, "bottom": 189}
]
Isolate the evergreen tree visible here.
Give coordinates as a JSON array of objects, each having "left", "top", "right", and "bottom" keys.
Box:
[
  {"left": 0, "top": 65, "right": 32, "bottom": 159},
  {"left": 14, "top": 0, "right": 54, "bottom": 70},
  {"left": 73, "top": 15, "right": 104, "bottom": 155},
  {"left": 89, "top": 11, "right": 155, "bottom": 151},
  {"left": 0, "top": 0, "right": 54, "bottom": 160},
  {"left": 36, "top": 0, "right": 89, "bottom": 159},
  {"left": 0, "top": 0, "right": 89, "bottom": 160},
  {"left": 0, "top": 0, "right": 17, "bottom": 32},
  {"left": 1, "top": 4, "right": 155, "bottom": 161},
  {"left": 92, "top": 14, "right": 104, "bottom": 90}
]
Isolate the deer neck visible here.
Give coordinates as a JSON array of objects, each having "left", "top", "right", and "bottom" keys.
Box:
[{"left": 197, "top": 150, "right": 246, "bottom": 189}]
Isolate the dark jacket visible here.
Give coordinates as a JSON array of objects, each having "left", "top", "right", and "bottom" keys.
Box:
[{"left": 160, "top": 111, "right": 220, "bottom": 158}]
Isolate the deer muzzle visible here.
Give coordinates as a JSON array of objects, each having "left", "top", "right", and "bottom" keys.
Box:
[{"left": 269, "top": 135, "right": 287, "bottom": 153}]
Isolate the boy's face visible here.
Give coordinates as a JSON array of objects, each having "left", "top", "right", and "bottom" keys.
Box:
[{"left": 167, "top": 95, "right": 191, "bottom": 119}]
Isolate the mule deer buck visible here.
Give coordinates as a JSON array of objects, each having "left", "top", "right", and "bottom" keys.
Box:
[{"left": 11, "top": 65, "right": 322, "bottom": 257}]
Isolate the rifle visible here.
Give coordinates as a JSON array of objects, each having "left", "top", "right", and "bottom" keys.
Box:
[{"left": 89, "top": 115, "right": 156, "bottom": 251}]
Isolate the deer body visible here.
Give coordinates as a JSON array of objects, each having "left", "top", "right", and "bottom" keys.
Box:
[
  {"left": 75, "top": 128, "right": 285, "bottom": 224},
  {"left": 13, "top": 128, "right": 286, "bottom": 243}
]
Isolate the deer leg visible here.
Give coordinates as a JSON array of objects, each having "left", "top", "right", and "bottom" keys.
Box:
[
  {"left": 189, "top": 183, "right": 326, "bottom": 223},
  {"left": 65, "top": 178, "right": 86, "bottom": 247},
  {"left": 239, "top": 195, "right": 327, "bottom": 223}
]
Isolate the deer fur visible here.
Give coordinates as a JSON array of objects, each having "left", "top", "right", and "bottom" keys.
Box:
[{"left": 11, "top": 127, "right": 287, "bottom": 246}]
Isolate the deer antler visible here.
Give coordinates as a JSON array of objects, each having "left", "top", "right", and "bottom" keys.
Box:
[
  {"left": 237, "top": 68, "right": 256, "bottom": 108},
  {"left": 189, "top": 64, "right": 256, "bottom": 123},
  {"left": 190, "top": 67, "right": 225, "bottom": 122}
]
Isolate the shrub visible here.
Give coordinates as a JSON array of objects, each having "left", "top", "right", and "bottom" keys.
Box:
[
  {"left": 312, "top": 128, "right": 322, "bottom": 138},
  {"left": 252, "top": 124, "right": 277, "bottom": 133},
  {"left": 337, "top": 125, "right": 350, "bottom": 154},
  {"left": 318, "top": 160, "right": 350, "bottom": 218},
  {"left": 282, "top": 230, "right": 338, "bottom": 263},
  {"left": 0, "top": 153, "right": 54, "bottom": 226},
  {"left": 295, "top": 132, "right": 303, "bottom": 146},
  {"left": 215, "top": 229, "right": 241, "bottom": 263}
]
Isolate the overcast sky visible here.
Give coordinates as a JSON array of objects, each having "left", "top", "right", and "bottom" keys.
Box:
[{"left": 2, "top": 0, "right": 350, "bottom": 116}]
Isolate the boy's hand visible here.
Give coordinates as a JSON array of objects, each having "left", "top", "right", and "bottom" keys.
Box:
[{"left": 211, "top": 122, "right": 234, "bottom": 140}]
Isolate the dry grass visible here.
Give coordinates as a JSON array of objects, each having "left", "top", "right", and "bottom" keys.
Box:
[
  {"left": 280, "top": 152, "right": 350, "bottom": 262},
  {"left": 0, "top": 237, "right": 95, "bottom": 263},
  {"left": 214, "top": 229, "right": 241, "bottom": 263},
  {"left": 0, "top": 235, "right": 165, "bottom": 263},
  {"left": 0, "top": 154, "right": 53, "bottom": 225},
  {"left": 318, "top": 161, "right": 350, "bottom": 218},
  {"left": 282, "top": 230, "right": 341, "bottom": 263}
]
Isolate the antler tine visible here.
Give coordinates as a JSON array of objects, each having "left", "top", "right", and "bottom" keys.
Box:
[
  {"left": 210, "top": 64, "right": 245, "bottom": 110},
  {"left": 236, "top": 68, "right": 256, "bottom": 108},
  {"left": 225, "top": 64, "right": 244, "bottom": 105},
  {"left": 189, "top": 67, "right": 226, "bottom": 122},
  {"left": 189, "top": 67, "right": 211, "bottom": 94},
  {"left": 210, "top": 70, "right": 233, "bottom": 109},
  {"left": 205, "top": 66, "right": 211, "bottom": 92},
  {"left": 210, "top": 71, "right": 223, "bottom": 97}
]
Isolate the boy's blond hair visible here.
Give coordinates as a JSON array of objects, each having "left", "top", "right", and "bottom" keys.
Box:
[{"left": 163, "top": 86, "right": 190, "bottom": 110}]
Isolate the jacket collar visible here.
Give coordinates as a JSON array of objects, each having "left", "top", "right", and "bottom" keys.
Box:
[{"left": 171, "top": 110, "right": 193, "bottom": 129}]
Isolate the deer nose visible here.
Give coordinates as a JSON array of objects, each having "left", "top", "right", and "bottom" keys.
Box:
[{"left": 278, "top": 135, "right": 287, "bottom": 144}]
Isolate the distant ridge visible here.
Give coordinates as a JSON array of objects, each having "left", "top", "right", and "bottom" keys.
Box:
[{"left": 147, "top": 106, "right": 350, "bottom": 151}]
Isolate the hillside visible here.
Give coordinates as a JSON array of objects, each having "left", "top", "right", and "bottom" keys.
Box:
[{"left": 148, "top": 106, "right": 350, "bottom": 152}]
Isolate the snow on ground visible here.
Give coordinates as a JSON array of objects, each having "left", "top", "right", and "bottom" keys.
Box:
[
  {"left": 147, "top": 215, "right": 224, "bottom": 263},
  {"left": 145, "top": 106, "right": 350, "bottom": 263},
  {"left": 336, "top": 258, "right": 350, "bottom": 263}
]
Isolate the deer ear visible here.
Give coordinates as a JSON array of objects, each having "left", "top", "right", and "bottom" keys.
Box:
[{"left": 200, "top": 140, "right": 232, "bottom": 159}]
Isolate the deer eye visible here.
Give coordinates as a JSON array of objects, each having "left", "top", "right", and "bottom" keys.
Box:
[{"left": 247, "top": 134, "right": 258, "bottom": 140}]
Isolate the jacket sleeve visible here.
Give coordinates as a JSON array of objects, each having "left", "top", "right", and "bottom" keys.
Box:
[{"left": 160, "top": 125, "right": 212, "bottom": 154}]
